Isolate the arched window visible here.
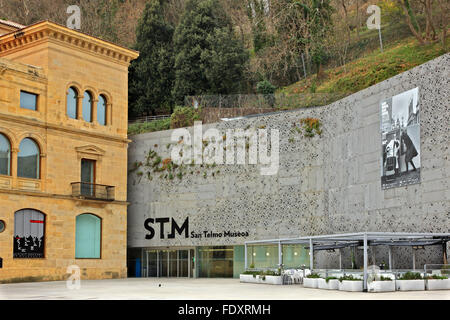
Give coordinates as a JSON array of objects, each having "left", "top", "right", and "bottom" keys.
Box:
[
  {"left": 75, "top": 214, "right": 101, "bottom": 259},
  {"left": 18, "top": 138, "right": 40, "bottom": 179},
  {"left": 0, "top": 133, "right": 11, "bottom": 175},
  {"left": 14, "top": 209, "right": 45, "bottom": 258},
  {"left": 97, "top": 95, "right": 107, "bottom": 126},
  {"left": 67, "top": 87, "right": 78, "bottom": 119},
  {"left": 82, "top": 91, "right": 93, "bottom": 122}
]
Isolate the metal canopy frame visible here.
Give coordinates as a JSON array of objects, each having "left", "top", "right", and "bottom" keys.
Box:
[{"left": 244, "top": 232, "right": 450, "bottom": 292}]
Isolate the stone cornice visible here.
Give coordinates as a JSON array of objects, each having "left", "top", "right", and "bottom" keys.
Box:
[
  {"left": 0, "top": 21, "right": 139, "bottom": 66},
  {"left": 0, "top": 113, "right": 131, "bottom": 144},
  {"left": 0, "top": 57, "right": 46, "bottom": 80}
]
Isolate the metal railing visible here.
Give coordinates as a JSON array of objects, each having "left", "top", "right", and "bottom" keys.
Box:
[
  {"left": 128, "top": 115, "right": 171, "bottom": 124},
  {"left": 71, "top": 182, "right": 115, "bottom": 201},
  {"left": 184, "top": 93, "right": 348, "bottom": 110}
]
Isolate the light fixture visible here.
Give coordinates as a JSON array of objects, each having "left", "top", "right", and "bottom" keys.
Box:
[
  {"left": 294, "top": 252, "right": 298, "bottom": 256},
  {"left": 266, "top": 252, "right": 270, "bottom": 256},
  {"left": 253, "top": 252, "right": 256, "bottom": 256}
]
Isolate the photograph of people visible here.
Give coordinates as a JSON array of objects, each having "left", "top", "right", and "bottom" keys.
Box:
[
  {"left": 380, "top": 87, "right": 420, "bottom": 189},
  {"left": 401, "top": 130, "right": 418, "bottom": 172}
]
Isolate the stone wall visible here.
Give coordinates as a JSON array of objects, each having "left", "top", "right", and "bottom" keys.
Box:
[{"left": 127, "top": 53, "right": 450, "bottom": 269}]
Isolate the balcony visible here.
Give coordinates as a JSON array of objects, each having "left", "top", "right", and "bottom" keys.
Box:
[{"left": 71, "top": 182, "right": 115, "bottom": 201}]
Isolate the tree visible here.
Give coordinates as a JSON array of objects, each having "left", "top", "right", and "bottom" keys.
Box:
[
  {"left": 272, "top": 0, "right": 333, "bottom": 79},
  {"left": 397, "top": 0, "right": 448, "bottom": 46},
  {"left": 172, "top": 0, "right": 249, "bottom": 104},
  {"left": 128, "top": 0, "right": 175, "bottom": 117},
  {"left": 247, "top": 0, "right": 272, "bottom": 53}
]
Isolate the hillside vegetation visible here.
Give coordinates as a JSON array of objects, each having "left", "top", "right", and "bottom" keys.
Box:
[
  {"left": 1, "top": 0, "right": 447, "bottom": 135},
  {"left": 282, "top": 36, "right": 447, "bottom": 96}
]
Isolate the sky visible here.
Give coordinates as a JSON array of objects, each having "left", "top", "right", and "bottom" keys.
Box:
[{"left": 391, "top": 87, "right": 419, "bottom": 126}]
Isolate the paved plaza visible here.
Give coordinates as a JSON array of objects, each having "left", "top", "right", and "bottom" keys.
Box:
[{"left": 1, "top": 278, "right": 449, "bottom": 300}]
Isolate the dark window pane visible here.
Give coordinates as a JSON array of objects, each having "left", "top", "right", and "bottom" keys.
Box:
[
  {"left": 67, "top": 87, "right": 77, "bottom": 119},
  {"left": 82, "top": 91, "right": 92, "bottom": 122},
  {"left": 97, "top": 95, "right": 106, "bottom": 126},
  {"left": 20, "top": 91, "right": 37, "bottom": 110},
  {"left": 81, "top": 159, "right": 95, "bottom": 197},
  {"left": 18, "top": 138, "right": 40, "bottom": 179},
  {"left": 81, "top": 159, "right": 94, "bottom": 183},
  {"left": 0, "top": 134, "right": 10, "bottom": 175}
]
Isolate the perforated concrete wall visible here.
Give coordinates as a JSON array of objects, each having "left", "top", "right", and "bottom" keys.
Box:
[{"left": 127, "top": 53, "right": 449, "bottom": 269}]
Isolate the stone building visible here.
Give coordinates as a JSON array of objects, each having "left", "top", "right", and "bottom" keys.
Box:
[{"left": 0, "top": 20, "right": 138, "bottom": 282}]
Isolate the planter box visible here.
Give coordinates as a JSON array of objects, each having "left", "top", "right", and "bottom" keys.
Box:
[
  {"left": 317, "top": 278, "right": 339, "bottom": 290},
  {"left": 260, "top": 275, "right": 283, "bottom": 285},
  {"left": 240, "top": 274, "right": 257, "bottom": 284},
  {"left": 426, "top": 279, "right": 450, "bottom": 290},
  {"left": 396, "top": 280, "right": 425, "bottom": 291},
  {"left": 303, "top": 278, "right": 318, "bottom": 288},
  {"left": 239, "top": 274, "right": 282, "bottom": 285},
  {"left": 368, "top": 281, "right": 396, "bottom": 293},
  {"left": 339, "top": 280, "right": 363, "bottom": 292}
]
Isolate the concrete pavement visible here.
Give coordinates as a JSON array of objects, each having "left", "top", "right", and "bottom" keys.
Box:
[{"left": 1, "top": 278, "right": 449, "bottom": 300}]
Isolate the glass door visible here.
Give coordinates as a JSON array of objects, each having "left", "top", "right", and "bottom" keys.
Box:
[
  {"left": 145, "top": 248, "right": 195, "bottom": 278},
  {"left": 179, "top": 250, "right": 189, "bottom": 277},
  {"left": 169, "top": 250, "right": 178, "bottom": 277},
  {"left": 81, "top": 159, "right": 95, "bottom": 197},
  {"left": 159, "top": 250, "right": 168, "bottom": 277},
  {"left": 147, "top": 250, "right": 158, "bottom": 277}
]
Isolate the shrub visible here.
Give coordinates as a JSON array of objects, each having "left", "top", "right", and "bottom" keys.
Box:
[
  {"left": 379, "top": 276, "right": 392, "bottom": 281},
  {"left": 399, "top": 272, "right": 423, "bottom": 280},
  {"left": 425, "top": 274, "right": 448, "bottom": 280},
  {"left": 242, "top": 270, "right": 280, "bottom": 279},
  {"left": 265, "top": 270, "right": 280, "bottom": 276},
  {"left": 256, "top": 80, "right": 276, "bottom": 107},
  {"left": 128, "top": 118, "right": 171, "bottom": 135},
  {"left": 325, "top": 276, "right": 338, "bottom": 283},
  {"left": 170, "top": 106, "right": 201, "bottom": 129},
  {"left": 339, "top": 275, "right": 362, "bottom": 282},
  {"left": 306, "top": 273, "right": 321, "bottom": 279},
  {"left": 256, "top": 80, "right": 276, "bottom": 95}
]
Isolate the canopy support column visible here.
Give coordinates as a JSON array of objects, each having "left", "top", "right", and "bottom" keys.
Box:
[
  {"left": 388, "top": 246, "right": 393, "bottom": 270},
  {"left": 412, "top": 248, "right": 416, "bottom": 271},
  {"left": 339, "top": 249, "right": 342, "bottom": 270},
  {"left": 309, "top": 238, "right": 314, "bottom": 270},
  {"left": 244, "top": 243, "right": 248, "bottom": 269},
  {"left": 443, "top": 241, "right": 448, "bottom": 265},
  {"left": 278, "top": 241, "right": 282, "bottom": 268},
  {"left": 363, "top": 233, "right": 368, "bottom": 292},
  {"left": 371, "top": 248, "right": 376, "bottom": 266}
]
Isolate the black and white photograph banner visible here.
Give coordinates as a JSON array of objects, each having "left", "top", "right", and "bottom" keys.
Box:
[{"left": 380, "top": 87, "right": 420, "bottom": 189}]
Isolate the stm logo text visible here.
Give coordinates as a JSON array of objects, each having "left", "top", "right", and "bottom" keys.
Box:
[{"left": 144, "top": 217, "right": 189, "bottom": 239}]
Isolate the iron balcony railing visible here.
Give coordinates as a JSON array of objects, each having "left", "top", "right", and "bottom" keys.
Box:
[{"left": 71, "top": 182, "right": 115, "bottom": 201}]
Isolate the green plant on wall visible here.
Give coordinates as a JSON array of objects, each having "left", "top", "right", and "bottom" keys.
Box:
[
  {"left": 289, "top": 118, "right": 323, "bottom": 142},
  {"left": 299, "top": 118, "right": 322, "bottom": 137},
  {"left": 132, "top": 144, "right": 223, "bottom": 183}
]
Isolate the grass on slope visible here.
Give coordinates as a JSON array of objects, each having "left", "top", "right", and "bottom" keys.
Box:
[
  {"left": 128, "top": 118, "right": 171, "bottom": 135},
  {"left": 282, "top": 37, "right": 448, "bottom": 96}
]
